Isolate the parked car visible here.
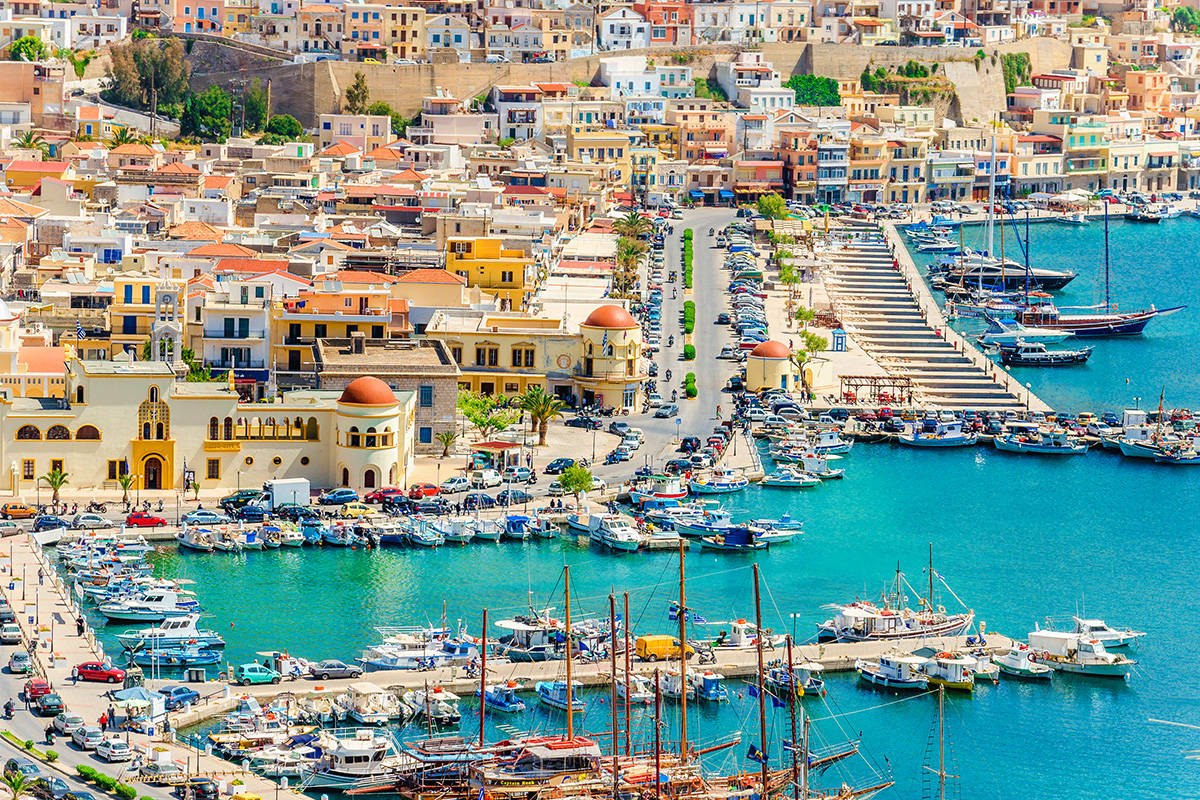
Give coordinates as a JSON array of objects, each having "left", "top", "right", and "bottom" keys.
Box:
[
  {"left": 0, "top": 603, "right": 14, "bottom": 624},
  {"left": 138, "top": 760, "right": 186, "bottom": 783},
  {"left": 407, "top": 483, "right": 440, "bottom": 499},
  {"left": 317, "top": 488, "right": 358, "bottom": 505},
  {"left": 308, "top": 659, "right": 363, "bottom": 680},
  {"left": 463, "top": 492, "right": 496, "bottom": 510},
  {"left": 1, "top": 623, "right": 22, "bottom": 644},
  {"left": 469, "top": 469, "right": 502, "bottom": 489},
  {"left": 501, "top": 466, "right": 532, "bottom": 484},
  {"left": 33, "top": 692, "right": 64, "bottom": 716},
  {"left": 32, "top": 777, "right": 70, "bottom": 800},
  {"left": 23, "top": 679, "right": 49, "bottom": 699},
  {"left": 218, "top": 489, "right": 261, "bottom": 510},
  {"left": 233, "top": 505, "right": 267, "bottom": 523},
  {"left": 338, "top": 502, "right": 372, "bottom": 519},
  {"left": 439, "top": 476, "right": 470, "bottom": 493},
  {"left": 4, "top": 758, "right": 39, "bottom": 778},
  {"left": 608, "top": 421, "right": 631, "bottom": 436},
  {"left": 365, "top": 488, "right": 406, "bottom": 504},
  {"left": 181, "top": 509, "right": 229, "bottom": 525},
  {"left": 414, "top": 498, "right": 448, "bottom": 515},
  {"left": 70, "top": 514, "right": 111, "bottom": 530},
  {"left": 8, "top": 651, "right": 31, "bottom": 673},
  {"left": 564, "top": 416, "right": 602, "bottom": 430},
  {"left": 496, "top": 489, "right": 532, "bottom": 506},
  {"left": 645, "top": 394, "right": 664, "bottom": 408},
  {"left": 679, "top": 436, "right": 702, "bottom": 453},
  {"left": 158, "top": 685, "right": 201, "bottom": 710},
  {"left": 75, "top": 661, "right": 125, "bottom": 683},
  {"left": 0, "top": 503, "right": 35, "bottom": 519},
  {"left": 173, "top": 780, "right": 219, "bottom": 800},
  {"left": 52, "top": 713, "right": 85, "bottom": 735},
  {"left": 124, "top": 512, "right": 165, "bottom": 528},
  {"left": 96, "top": 738, "right": 133, "bottom": 762},
  {"left": 544, "top": 458, "right": 575, "bottom": 474},
  {"left": 275, "top": 504, "right": 318, "bottom": 522},
  {"left": 70, "top": 727, "right": 103, "bottom": 750},
  {"left": 654, "top": 404, "right": 679, "bottom": 418},
  {"left": 232, "top": 663, "right": 281, "bottom": 685}
]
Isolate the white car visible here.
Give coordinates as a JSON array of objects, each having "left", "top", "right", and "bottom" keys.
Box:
[
  {"left": 72, "top": 726, "right": 103, "bottom": 750},
  {"left": 469, "top": 469, "right": 502, "bottom": 489},
  {"left": 52, "top": 713, "right": 85, "bottom": 734},
  {"left": 590, "top": 477, "right": 608, "bottom": 491},
  {"left": 646, "top": 394, "right": 664, "bottom": 408},
  {"left": 96, "top": 737, "right": 133, "bottom": 762},
  {"left": 439, "top": 476, "right": 469, "bottom": 494},
  {"left": 743, "top": 408, "right": 768, "bottom": 421}
]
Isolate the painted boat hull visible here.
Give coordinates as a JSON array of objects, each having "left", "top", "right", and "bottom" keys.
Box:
[
  {"left": 897, "top": 434, "right": 978, "bottom": 447},
  {"left": 857, "top": 668, "right": 928, "bottom": 691},
  {"left": 997, "top": 663, "right": 1053, "bottom": 680}
]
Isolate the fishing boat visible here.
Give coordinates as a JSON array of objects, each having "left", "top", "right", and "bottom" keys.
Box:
[
  {"left": 1124, "top": 205, "right": 1164, "bottom": 222},
  {"left": 765, "top": 662, "right": 826, "bottom": 699},
  {"left": 977, "top": 316, "right": 1073, "bottom": 346},
  {"left": 916, "top": 238, "right": 957, "bottom": 252},
  {"left": 750, "top": 512, "right": 804, "bottom": 532},
  {"left": 1155, "top": 449, "right": 1200, "bottom": 464},
  {"left": 919, "top": 652, "right": 975, "bottom": 692},
  {"left": 995, "top": 646, "right": 1053, "bottom": 680},
  {"left": 210, "top": 530, "right": 242, "bottom": 552},
  {"left": 615, "top": 673, "right": 654, "bottom": 703},
  {"left": 297, "top": 729, "right": 413, "bottom": 790},
  {"left": 300, "top": 520, "right": 326, "bottom": 544},
  {"left": 998, "top": 340, "right": 1093, "bottom": 366},
  {"left": 963, "top": 651, "right": 999, "bottom": 683},
  {"left": 1069, "top": 616, "right": 1145, "bottom": 648},
  {"left": 358, "top": 625, "right": 478, "bottom": 671},
  {"left": 340, "top": 682, "right": 404, "bottom": 725},
  {"left": 690, "top": 670, "right": 728, "bottom": 701},
  {"left": 403, "top": 686, "right": 461, "bottom": 724},
  {"left": 1026, "top": 630, "right": 1136, "bottom": 678},
  {"left": 587, "top": 514, "right": 643, "bottom": 552},
  {"left": 472, "top": 519, "right": 504, "bottom": 542},
  {"left": 671, "top": 508, "right": 733, "bottom": 538},
  {"left": 629, "top": 474, "right": 688, "bottom": 505},
  {"left": 115, "top": 614, "right": 226, "bottom": 651},
  {"left": 127, "top": 645, "right": 222, "bottom": 667},
  {"left": 97, "top": 590, "right": 200, "bottom": 623},
  {"left": 1057, "top": 211, "right": 1088, "bottom": 225},
  {"left": 176, "top": 528, "right": 215, "bottom": 552},
  {"left": 993, "top": 428, "right": 1088, "bottom": 454},
  {"left": 691, "top": 526, "right": 767, "bottom": 552},
  {"left": 238, "top": 528, "right": 265, "bottom": 550},
  {"left": 502, "top": 515, "right": 534, "bottom": 541},
  {"left": 660, "top": 669, "right": 696, "bottom": 700},
  {"left": 687, "top": 467, "right": 749, "bottom": 495},
  {"left": 855, "top": 652, "right": 929, "bottom": 691},
  {"left": 478, "top": 681, "right": 526, "bottom": 713},
  {"left": 323, "top": 524, "right": 360, "bottom": 546},
  {"left": 897, "top": 419, "right": 978, "bottom": 447},
  {"left": 760, "top": 467, "right": 821, "bottom": 487},
  {"left": 795, "top": 453, "right": 844, "bottom": 478},
  {"left": 278, "top": 528, "right": 305, "bottom": 547},
  {"left": 407, "top": 523, "right": 444, "bottom": 547},
  {"left": 535, "top": 679, "right": 586, "bottom": 712}
]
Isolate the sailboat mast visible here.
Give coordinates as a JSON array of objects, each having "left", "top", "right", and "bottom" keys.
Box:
[
  {"left": 938, "top": 684, "right": 946, "bottom": 800},
  {"left": 1103, "top": 200, "right": 1111, "bottom": 312},
  {"left": 609, "top": 593, "right": 618, "bottom": 782},
  {"left": 623, "top": 591, "right": 632, "bottom": 757},
  {"left": 986, "top": 120, "right": 996, "bottom": 282},
  {"left": 786, "top": 635, "right": 799, "bottom": 800},
  {"left": 479, "top": 608, "right": 487, "bottom": 745},
  {"left": 928, "top": 542, "right": 934, "bottom": 616},
  {"left": 753, "top": 564, "right": 768, "bottom": 795},
  {"left": 564, "top": 564, "right": 573, "bottom": 741},
  {"left": 801, "top": 713, "right": 810, "bottom": 800},
  {"left": 1024, "top": 209, "right": 1031, "bottom": 305},
  {"left": 654, "top": 669, "right": 662, "bottom": 800},
  {"left": 677, "top": 539, "right": 688, "bottom": 761}
]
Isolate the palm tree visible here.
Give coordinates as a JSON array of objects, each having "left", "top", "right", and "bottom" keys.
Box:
[
  {"left": 518, "top": 387, "right": 566, "bottom": 446},
  {"left": 117, "top": 473, "right": 135, "bottom": 506},
  {"left": 107, "top": 127, "right": 138, "bottom": 147},
  {"left": 612, "top": 211, "right": 653, "bottom": 239},
  {"left": 13, "top": 131, "right": 47, "bottom": 157},
  {"left": 435, "top": 429, "right": 458, "bottom": 458},
  {"left": 616, "top": 236, "right": 647, "bottom": 269},
  {"left": 5, "top": 771, "right": 32, "bottom": 800},
  {"left": 38, "top": 468, "right": 68, "bottom": 505}
]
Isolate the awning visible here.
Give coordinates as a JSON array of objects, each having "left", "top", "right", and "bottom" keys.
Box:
[
  {"left": 689, "top": 190, "right": 703, "bottom": 199},
  {"left": 719, "top": 190, "right": 734, "bottom": 199}
]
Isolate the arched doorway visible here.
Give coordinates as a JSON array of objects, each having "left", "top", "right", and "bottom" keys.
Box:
[
  {"left": 363, "top": 468, "right": 377, "bottom": 489},
  {"left": 144, "top": 457, "right": 163, "bottom": 490}
]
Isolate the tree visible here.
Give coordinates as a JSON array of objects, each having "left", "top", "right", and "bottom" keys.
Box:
[
  {"left": 518, "top": 387, "right": 566, "bottom": 446},
  {"left": 8, "top": 36, "right": 46, "bottom": 62},
  {"left": 344, "top": 71, "right": 370, "bottom": 114},
  {"left": 38, "top": 468, "right": 69, "bottom": 505},
  {"left": 4, "top": 771, "right": 32, "bottom": 800},
  {"left": 243, "top": 79, "right": 269, "bottom": 132},
  {"left": 366, "top": 100, "right": 411, "bottom": 137},
  {"left": 755, "top": 193, "right": 788, "bottom": 220},
  {"left": 12, "top": 131, "right": 48, "bottom": 157},
  {"left": 117, "top": 473, "right": 135, "bottom": 505},
  {"left": 784, "top": 74, "right": 840, "bottom": 107},
  {"left": 435, "top": 429, "right": 458, "bottom": 458},
  {"left": 457, "top": 391, "right": 521, "bottom": 441},
  {"left": 192, "top": 480, "right": 201, "bottom": 500},
  {"left": 180, "top": 85, "right": 232, "bottom": 142},
  {"left": 264, "top": 114, "right": 303, "bottom": 140},
  {"left": 104, "top": 38, "right": 190, "bottom": 111},
  {"left": 794, "top": 305, "right": 816, "bottom": 328},
  {"left": 558, "top": 464, "right": 594, "bottom": 505},
  {"left": 107, "top": 127, "right": 138, "bottom": 147},
  {"left": 1173, "top": 6, "right": 1200, "bottom": 31},
  {"left": 612, "top": 211, "right": 653, "bottom": 239}
]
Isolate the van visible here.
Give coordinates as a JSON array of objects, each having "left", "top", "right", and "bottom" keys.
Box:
[
  {"left": 636, "top": 635, "right": 694, "bottom": 662},
  {"left": 470, "top": 469, "right": 502, "bottom": 489}
]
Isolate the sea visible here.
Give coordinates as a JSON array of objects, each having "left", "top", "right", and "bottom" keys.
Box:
[{"left": 82, "top": 217, "right": 1200, "bottom": 799}]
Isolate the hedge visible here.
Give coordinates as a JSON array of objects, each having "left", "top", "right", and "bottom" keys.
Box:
[
  {"left": 682, "top": 228, "right": 693, "bottom": 241},
  {"left": 682, "top": 344, "right": 696, "bottom": 360},
  {"left": 115, "top": 784, "right": 138, "bottom": 800},
  {"left": 44, "top": 750, "right": 57, "bottom": 763},
  {"left": 685, "top": 383, "right": 698, "bottom": 398},
  {"left": 682, "top": 301, "right": 695, "bottom": 333}
]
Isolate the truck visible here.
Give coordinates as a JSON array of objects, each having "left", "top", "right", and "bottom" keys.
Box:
[{"left": 260, "top": 478, "right": 311, "bottom": 511}]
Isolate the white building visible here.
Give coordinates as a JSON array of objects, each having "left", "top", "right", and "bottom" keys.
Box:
[{"left": 599, "top": 7, "right": 650, "bottom": 51}]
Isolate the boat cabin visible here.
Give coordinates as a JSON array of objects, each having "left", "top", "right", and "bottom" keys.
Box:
[{"left": 878, "top": 653, "right": 929, "bottom": 682}]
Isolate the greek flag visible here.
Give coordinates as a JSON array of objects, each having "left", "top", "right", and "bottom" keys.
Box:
[
  {"left": 747, "top": 684, "right": 759, "bottom": 699},
  {"left": 75, "top": 319, "right": 84, "bottom": 340},
  {"left": 770, "top": 693, "right": 786, "bottom": 709},
  {"left": 601, "top": 329, "right": 608, "bottom": 351},
  {"left": 667, "top": 602, "right": 707, "bottom": 624}
]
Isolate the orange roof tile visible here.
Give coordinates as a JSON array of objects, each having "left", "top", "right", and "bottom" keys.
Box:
[
  {"left": 396, "top": 268, "right": 466, "bottom": 285},
  {"left": 188, "top": 242, "right": 256, "bottom": 257},
  {"left": 170, "top": 221, "right": 224, "bottom": 241},
  {"left": 216, "top": 258, "right": 290, "bottom": 273},
  {"left": 17, "top": 346, "right": 65, "bottom": 374}
]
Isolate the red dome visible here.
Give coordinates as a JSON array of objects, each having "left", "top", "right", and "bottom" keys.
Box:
[
  {"left": 750, "top": 340, "right": 791, "bottom": 359},
  {"left": 338, "top": 376, "right": 396, "bottom": 406},
  {"left": 583, "top": 304, "right": 638, "bottom": 329}
]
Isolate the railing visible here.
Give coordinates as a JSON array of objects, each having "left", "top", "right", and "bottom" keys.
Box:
[
  {"left": 203, "top": 329, "right": 267, "bottom": 340},
  {"left": 206, "top": 359, "right": 266, "bottom": 369}
]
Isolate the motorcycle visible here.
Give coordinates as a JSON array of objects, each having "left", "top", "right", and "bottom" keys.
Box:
[
  {"left": 665, "top": 369, "right": 672, "bottom": 381},
  {"left": 3, "top": 700, "right": 13, "bottom": 720},
  {"left": 672, "top": 390, "right": 678, "bottom": 402},
  {"left": 87, "top": 501, "right": 107, "bottom": 513},
  {"left": 528, "top": 471, "right": 538, "bottom": 485},
  {"left": 668, "top": 335, "right": 674, "bottom": 347},
  {"left": 709, "top": 227, "right": 714, "bottom": 235},
  {"left": 154, "top": 500, "right": 164, "bottom": 512}
]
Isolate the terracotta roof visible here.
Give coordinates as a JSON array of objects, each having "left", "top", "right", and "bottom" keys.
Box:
[
  {"left": 187, "top": 242, "right": 256, "bottom": 257},
  {"left": 203, "top": 175, "right": 234, "bottom": 189},
  {"left": 750, "top": 339, "right": 790, "bottom": 359},
  {"left": 339, "top": 376, "right": 396, "bottom": 406},
  {"left": 0, "top": 197, "right": 47, "bottom": 218},
  {"left": 390, "top": 167, "right": 426, "bottom": 181},
  {"left": 170, "top": 221, "right": 224, "bottom": 240},
  {"left": 503, "top": 184, "right": 550, "bottom": 195},
  {"left": 109, "top": 143, "right": 157, "bottom": 156},
  {"left": 216, "top": 258, "right": 290, "bottom": 273},
  {"left": 157, "top": 161, "right": 200, "bottom": 175},
  {"left": 583, "top": 304, "right": 637, "bottom": 329},
  {"left": 319, "top": 141, "right": 362, "bottom": 157},
  {"left": 396, "top": 268, "right": 466, "bottom": 285},
  {"left": 7, "top": 161, "right": 68, "bottom": 172},
  {"left": 17, "top": 346, "right": 65, "bottom": 374},
  {"left": 323, "top": 269, "right": 397, "bottom": 284}
]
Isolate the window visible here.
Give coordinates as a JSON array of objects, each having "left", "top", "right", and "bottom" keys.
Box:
[
  {"left": 106, "top": 460, "right": 127, "bottom": 480},
  {"left": 419, "top": 426, "right": 432, "bottom": 444},
  {"left": 501, "top": 270, "right": 514, "bottom": 284},
  {"left": 206, "top": 459, "right": 220, "bottom": 480},
  {"left": 51, "top": 459, "right": 63, "bottom": 474},
  {"left": 76, "top": 425, "right": 99, "bottom": 440},
  {"left": 16, "top": 425, "right": 39, "bottom": 440},
  {"left": 418, "top": 385, "right": 433, "bottom": 407},
  {"left": 22, "top": 460, "right": 34, "bottom": 481},
  {"left": 314, "top": 323, "right": 327, "bottom": 338},
  {"left": 451, "top": 346, "right": 462, "bottom": 364}
]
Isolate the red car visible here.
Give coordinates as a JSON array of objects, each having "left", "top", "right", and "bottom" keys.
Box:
[
  {"left": 364, "top": 487, "right": 405, "bottom": 504},
  {"left": 124, "top": 512, "right": 165, "bottom": 527},
  {"left": 23, "top": 678, "right": 50, "bottom": 699},
  {"left": 407, "top": 483, "right": 440, "bottom": 499},
  {"left": 76, "top": 661, "right": 125, "bottom": 683}
]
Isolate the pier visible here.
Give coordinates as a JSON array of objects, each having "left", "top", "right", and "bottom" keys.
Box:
[{"left": 818, "top": 223, "right": 1049, "bottom": 412}]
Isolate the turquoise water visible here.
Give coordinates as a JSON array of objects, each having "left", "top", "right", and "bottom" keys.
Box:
[{"left": 80, "top": 219, "right": 1200, "bottom": 798}]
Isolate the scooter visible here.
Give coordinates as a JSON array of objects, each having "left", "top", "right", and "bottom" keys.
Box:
[{"left": 4, "top": 700, "right": 14, "bottom": 720}]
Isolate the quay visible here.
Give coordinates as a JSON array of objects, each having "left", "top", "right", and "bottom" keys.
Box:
[{"left": 818, "top": 223, "right": 1050, "bottom": 412}]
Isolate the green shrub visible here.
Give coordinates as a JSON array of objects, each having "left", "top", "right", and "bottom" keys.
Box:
[
  {"left": 22, "top": 740, "right": 33, "bottom": 750},
  {"left": 682, "top": 228, "right": 693, "bottom": 241},
  {"left": 682, "top": 344, "right": 696, "bottom": 360},
  {"left": 77, "top": 766, "right": 97, "bottom": 781},
  {"left": 685, "top": 383, "right": 698, "bottom": 398},
  {"left": 682, "top": 301, "right": 696, "bottom": 333},
  {"left": 685, "top": 372, "right": 696, "bottom": 384},
  {"left": 44, "top": 750, "right": 57, "bottom": 763},
  {"left": 96, "top": 775, "right": 118, "bottom": 791},
  {"left": 115, "top": 784, "right": 138, "bottom": 800}
]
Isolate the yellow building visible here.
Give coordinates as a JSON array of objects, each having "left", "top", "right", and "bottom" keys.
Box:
[
  {"left": 639, "top": 123, "right": 680, "bottom": 159},
  {"left": 444, "top": 237, "right": 534, "bottom": 311},
  {"left": 223, "top": 0, "right": 258, "bottom": 33},
  {"left": 81, "top": 274, "right": 185, "bottom": 361},
  {"left": 1, "top": 354, "right": 416, "bottom": 493},
  {"left": 745, "top": 340, "right": 798, "bottom": 392},
  {"left": 566, "top": 126, "right": 632, "bottom": 186},
  {"left": 343, "top": 3, "right": 425, "bottom": 62},
  {"left": 271, "top": 281, "right": 397, "bottom": 384}
]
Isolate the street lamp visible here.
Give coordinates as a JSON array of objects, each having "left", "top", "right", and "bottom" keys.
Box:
[{"left": 591, "top": 426, "right": 597, "bottom": 463}]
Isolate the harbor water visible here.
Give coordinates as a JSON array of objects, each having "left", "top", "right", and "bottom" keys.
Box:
[{"left": 88, "top": 218, "right": 1200, "bottom": 798}]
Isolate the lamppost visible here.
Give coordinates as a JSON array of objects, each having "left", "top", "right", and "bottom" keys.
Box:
[{"left": 591, "top": 426, "right": 596, "bottom": 463}]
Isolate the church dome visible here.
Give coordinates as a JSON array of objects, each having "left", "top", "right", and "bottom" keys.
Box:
[{"left": 338, "top": 376, "right": 396, "bottom": 406}]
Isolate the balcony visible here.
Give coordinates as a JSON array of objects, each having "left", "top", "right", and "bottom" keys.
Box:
[
  {"left": 204, "top": 328, "right": 267, "bottom": 340},
  {"left": 207, "top": 359, "right": 267, "bottom": 370}
]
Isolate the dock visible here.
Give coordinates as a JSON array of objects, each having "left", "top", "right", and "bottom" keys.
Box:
[{"left": 820, "top": 223, "right": 1049, "bottom": 412}]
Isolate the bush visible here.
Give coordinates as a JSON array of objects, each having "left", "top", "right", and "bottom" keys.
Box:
[
  {"left": 115, "top": 784, "right": 138, "bottom": 800},
  {"left": 44, "top": 750, "right": 57, "bottom": 763},
  {"left": 683, "top": 301, "right": 696, "bottom": 333},
  {"left": 22, "top": 740, "right": 33, "bottom": 750},
  {"left": 77, "top": 766, "right": 97, "bottom": 781},
  {"left": 682, "top": 228, "right": 693, "bottom": 241},
  {"left": 682, "top": 344, "right": 696, "bottom": 360},
  {"left": 685, "top": 383, "right": 698, "bottom": 398},
  {"left": 685, "top": 372, "right": 696, "bottom": 385},
  {"left": 95, "top": 774, "right": 118, "bottom": 791}
]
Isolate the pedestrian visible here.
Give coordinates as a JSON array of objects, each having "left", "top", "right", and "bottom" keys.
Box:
[
  {"left": 37, "top": 567, "right": 43, "bottom": 586},
  {"left": 99, "top": 713, "right": 107, "bottom": 731},
  {"left": 70, "top": 665, "right": 78, "bottom": 685},
  {"left": 75, "top": 616, "right": 84, "bottom": 637}
]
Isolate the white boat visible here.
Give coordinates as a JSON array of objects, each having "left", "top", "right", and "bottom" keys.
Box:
[
  {"left": 97, "top": 590, "right": 198, "bottom": 623},
  {"left": 402, "top": 686, "right": 461, "bottom": 724},
  {"left": 994, "top": 429, "right": 1088, "bottom": 455},
  {"left": 964, "top": 651, "right": 999, "bottom": 683},
  {"left": 1070, "top": 616, "right": 1145, "bottom": 648},
  {"left": 995, "top": 646, "right": 1053, "bottom": 680},
  {"left": 760, "top": 467, "right": 821, "bottom": 487},
  {"left": 115, "top": 613, "right": 225, "bottom": 650},
  {"left": 629, "top": 475, "right": 688, "bottom": 505},
  {"left": 706, "top": 618, "right": 787, "bottom": 651},
  {"left": 897, "top": 419, "right": 978, "bottom": 448},
  {"left": 978, "top": 317, "right": 1073, "bottom": 346},
  {"left": 587, "top": 514, "right": 643, "bottom": 552},
  {"left": 661, "top": 669, "right": 695, "bottom": 700},
  {"left": 688, "top": 467, "right": 749, "bottom": 495},
  {"left": 918, "top": 651, "right": 975, "bottom": 691},
  {"left": 818, "top": 565, "right": 973, "bottom": 643},
  {"left": 615, "top": 673, "right": 654, "bottom": 704},
  {"left": 336, "top": 682, "right": 403, "bottom": 725},
  {"left": 535, "top": 679, "right": 585, "bottom": 711},
  {"left": 1026, "top": 630, "right": 1136, "bottom": 678},
  {"left": 472, "top": 519, "right": 504, "bottom": 542},
  {"left": 298, "top": 729, "right": 414, "bottom": 790},
  {"left": 176, "top": 527, "right": 215, "bottom": 552},
  {"left": 1056, "top": 211, "right": 1088, "bottom": 225},
  {"left": 856, "top": 652, "right": 929, "bottom": 691},
  {"left": 278, "top": 528, "right": 305, "bottom": 547}
]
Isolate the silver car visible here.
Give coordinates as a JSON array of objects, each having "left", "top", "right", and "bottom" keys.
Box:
[{"left": 72, "top": 726, "right": 103, "bottom": 750}]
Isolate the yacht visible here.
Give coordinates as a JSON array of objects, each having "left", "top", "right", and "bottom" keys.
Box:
[
  {"left": 358, "top": 625, "right": 477, "bottom": 671},
  {"left": 977, "top": 317, "right": 1073, "bottom": 346},
  {"left": 115, "top": 613, "right": 225, "bottom": 651},
  {"left": 1027, "top": 630, "right": 1136, "bottom": 678},
  {"left": 1069, "top": 616, "right": 1145, "bottom": 648},
  {"left": 97, "top": 590, "right": 200, "bottom": 623},
  {"left": 615, "top": 673, "right": 654, "bottom": 704},
  {"left": 402, "top": 687, "right": 461, "bottom": 725},
  {"left": 298, "top": 729, "right": 416, "bottom": 790},
  {"left": 587, "top": 514, "right": 643, "bottom": 552}
]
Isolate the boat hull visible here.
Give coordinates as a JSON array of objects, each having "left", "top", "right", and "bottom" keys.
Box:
[
  {"left": 857, "top": 668, "right": 928, "bottom": 691},
  {"left": 896, "top": 434, "right": 978, "bottom": 447},
  {"left": 997, "top": 663, "right": 1053, "bottom": 680}
]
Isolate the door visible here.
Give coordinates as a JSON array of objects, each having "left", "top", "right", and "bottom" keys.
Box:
[
  {"left": 144, "top": 457, "right": 162, "bottom": 491},
  {"left": 288, "top": 350, "right": 301, "bottom": 371}
]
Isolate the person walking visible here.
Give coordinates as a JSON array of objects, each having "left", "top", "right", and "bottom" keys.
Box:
[
  {"left": 99, "top": 713, "right": 107, "bottom": 731},
  {"left": 37, "top": 567, "right": 43, "bottom": 586}
]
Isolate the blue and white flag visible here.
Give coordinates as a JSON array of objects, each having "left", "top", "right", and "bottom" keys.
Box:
[
  {"left": 668, "top": 602, "right": 707, "bottom": 624},
  {"left": 747, "top": 684, "right": 759, "bottom": 699},
  {"left": 746, "top": 744, "right": 767, "bottom": 764},
  {"left": 76, "top": 319, "right": 84, "bottom": 340},
  {"left": 770, "top": 693, "right": 786, "bottom": 709}
]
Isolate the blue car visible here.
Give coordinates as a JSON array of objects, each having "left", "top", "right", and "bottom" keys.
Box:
[
  {"left": 31, "top": 516, "right": 71, "bottom": 533},
  {"left": 318, "top": 488, "right": 358, "bottom": 505},
  {"left": 158, "top": 685, "right": 201, "bottom": 710},
  {"left": 181, "top": 509, "right": 230, "bottom": 525},
  {"left": 234, "top": 505, "right": 267, "bottom": 522}
]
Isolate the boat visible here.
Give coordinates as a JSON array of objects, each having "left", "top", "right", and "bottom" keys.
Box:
[
  {"left": 993, "top": 428, "right": 1088, "bottom": 454},
  {"left": 964, "top": 651, "right": 999, "bottom": 683},
  {"left": 403, "top": 686, "right": 461, "bottom": 724},
  {"left": 339, "top": 682, "right": 403, "bottom": 725},
  {"left": 97, "top": 590, "right": 200, "bottom": 623},
  {"left": 916, "top": 238, "right": 958, "bottom": 252},
  {"left": 998, "top": 340, "right": 1093, "bottom": 366},
  {"left": 792, "top": 453, "right": 845, "bottom": 479},
  {"left": 278, "top": 528, "right": 305, "bottom": 547},
  {"left": 176, "top": 528, "right": 215, "bottom": 552},
  {"left": 995, "top": 646, "right": 1054, "bottom": 680},
  {"left": 502, "top": 515, "right": 534, "bottom": 541},
  {"left": 1124, "top": 205, "right": 1164, "bottom": 222},
  {"left": 1026, "top": 630, "right": 1136, "bottom": 678},
  {"left": 660, "top": 669, "right": 696, "bottom": 700},
  {"left": 127, "top": 646, "right": 222, "bottom": 667},
  {"left": 472, "top": 519, "right": 504, "bottom": 542},
  {"left": 1057, "top": 211, "right": 1088, "bottom": 225},
  {"left": 856, "top": 652, "right": 929, "bottom": 691},
  {"left": 939, "top": 256, "right": 1077, "bottom": 291},
  {"left": 977, "top": 316, "right": 1073, "bottom": 346},
  {"left": 897, "top": 419, "right": 978, "bottom": 447},
  {"left": 765, "top": 662, "right": 826, "bottom": 699},
  {"left": 671, "top": 508, "right": 733, "bottom": 538},
  {"left": 690, "top": 670, "right": 728, "bottom": 702},
  {"left": 534, "top": 679, "right": 586, "bottom": 712},
  {"left": 407, "top": 523, "right": 444, "bottom": 547},
  {"left": 587, "top": 514, "right": 643, "bottom": 552},
  {"left": 760, "top": 467, "right": 821, "bottom": 487},
  {"left": 615, "top": 673, "right": 653, "bottom": 704},
  {"left": 704, "top": 617, "right": 787, "bottom": 651},
  {"left": 1069, "top": 616, "right": 1145, "bottom": 648},
  {"left": 300, "top": 520, "right": 326, "bottom": 544},
  {"left": 238, "top": 528, "right": 265, "bottom": 550},
  {"left": 478, "top": 681, "right": 526, "bottom": 713},
  {"left": 687, "top": 467, "right": 749, "bottom": 495},
  {"left": 1155, "top": 449, "right": 1200, "bottom": 464},
  {"left": 691, "top": 526, "right": 767, "bottom": 552},
  {"left": 298, "top": 729, "right": 414, "bottom": 790},
  {"left": 629, "top": 474, "right": 688, "bottom": 505},
  {"left": 750, "top": 512, "right": 804, "bottom": 532},
  {"left": 358, "top": 625, "right": 478, "bottom": 671},
  {"left": 210, "top": 529, "right": 242, "bottom": 552},
  {"left": 115, "top": 613, "right": 226, "bottom": 651},
  {"left": 323, "top": 524, "right": 360, "bottom": 546},
  {"left": 919, "top": 651, "right": 975, "bottom": 692}
]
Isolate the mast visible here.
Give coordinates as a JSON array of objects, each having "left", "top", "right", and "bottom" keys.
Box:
[
  {"left": 1024, "top": 208, "right": 1031, "bottom": 305},
  {"left": 1103, "top": 199, "right": 1111, "bottom": 312},
  {"left": 654, "top": 669, "right": 662, "bottom": 800},
  {"left": 623, "top": 591, "right": 632, "bottom": 757},
  {"left": 938, "top": 685, "right": 946, "bottom": 800},
  {"left": 753, "top": 564, "right": 768, "bottom": 796},
  {"left": 985, "top": 118, "right": 996, "bottom": 284},
  {"left": 928, "top": 542, "right": 934, "bottom": 617},
  {"left": 677, "top": 538, "right": 688, "bottom": 761},
  {"left": 609, "top": 593, "right": 619, "bottom": 789},
  {"left": 565, "top": 564, "right": 574, "bottom": 741},
  {"left": 801, "top": 712, "right": 810, "bottom": 800},
  {"left": 479, "top": 608, "right": 487, "bottom": 745},
  {"left": 786, "top": 636, "right": 799, "bottom": 800}
]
